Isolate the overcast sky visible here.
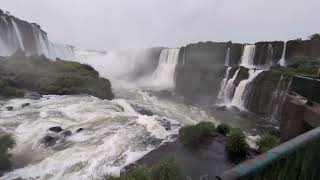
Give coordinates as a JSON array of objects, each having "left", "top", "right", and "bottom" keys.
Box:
[{"left": 2, "top": 0, "right": 319, "bottom": 50}]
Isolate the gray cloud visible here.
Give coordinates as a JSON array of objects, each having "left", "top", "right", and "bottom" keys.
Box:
[{"left": 2, "top": 0, "right": 319, "bottom": 50}]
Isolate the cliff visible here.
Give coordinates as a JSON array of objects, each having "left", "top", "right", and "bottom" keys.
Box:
[
  {"left": 0, "top": 9, "right": 75, "bottom": 60},
  {"left": 0, "top": 52, "right": 114, "bottom": 100}
]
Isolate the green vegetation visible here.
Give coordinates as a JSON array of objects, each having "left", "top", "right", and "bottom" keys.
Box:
[
  {"left": 0, "top": 134, "right": 15, "bottom": 172},
  {"left": 257, "top": 135, "right": 279, "bottom": 153},
  {"left": 179, "top": 121, "right": 216, "bottom": 145},
  {"left": 107, "top": 157, "right": 182, "bottom": 180},
  {"left": 0, "top": 53, "right": 113, "bottom": 99},
  {"left": 216, "top": 123, "right": 231, "bottom": 135},
  {"left": 226, "top": 128, "right": 249, "bottom": 158}
]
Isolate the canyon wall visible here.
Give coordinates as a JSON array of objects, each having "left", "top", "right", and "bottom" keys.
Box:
[{"left": 0, "top": 9, "right": 75, "bottom": 60}]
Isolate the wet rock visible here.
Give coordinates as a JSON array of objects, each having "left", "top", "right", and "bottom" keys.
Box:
[
  {"left": 76, "top": 128, "right": 84, "bottom": 133},
  {"left": 21, "top": 103, "right": 30, "bottom": 108},
  {"left": 215, "top": 106, "right": 227, "bottom": 111},
  {"left": 131, "top": 104, "right": 153, "bottom": 116},
  {"left": 230, "top": 106, "right": 240, "bottom": 112},
  {"left": 42, "top": 135, "right": 58, "bottom": 146},
  {"left": 159, "top": 118, "right": 171, "bottom": 131},
  {"left": 24, "top": 92, "right": 42, "bottom": 100},
  {"left": 61, "top": 130, "right": 72, "bottom": 137},
  {"left": 5, "top": 106, "right": 13, "bottom": 111},
  {"left": 48, "top": 126, "right": 63, "bottom": 133}
]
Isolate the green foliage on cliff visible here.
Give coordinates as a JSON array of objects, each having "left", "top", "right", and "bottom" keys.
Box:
[
  {"left": 0, "top": 134, "right": 15, "bottom": 172},
  {"left": 0, "top": 78, "right": 24, "bottom": 98},
  {"left": 257, "top": 135, "right": 279, "bottom": 153},
  {"left": 179, "top": 121, "right": 216, "bottom": 145},
  {"left": 226, "top": 128, "right": 249, "bottom": 158},
  {"left": 217, "top": 123, "right": 231, "bottom": 135},
  {"left": 0, "top": 54, "right": 114, "bottom": 99},
  {"left": 107, "top": 157, "right": 182, "bottom": 180}
]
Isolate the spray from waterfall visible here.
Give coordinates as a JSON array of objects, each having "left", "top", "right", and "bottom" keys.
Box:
[
  {"left": 279, "top": 42, "right": 287, "bottom": 66},
  {"left": 151, "top": 48, "right": 180, "bottom": 90}
]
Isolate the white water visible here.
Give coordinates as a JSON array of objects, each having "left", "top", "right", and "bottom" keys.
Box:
[
  {"left": 219, "top": 69, "right": 240, "bottom": 103},
  {"left": 231, "top": 70, "right": 264, "bottom": 108},
  {"left": 225, "top": 48, "right": 230, "bottom": 66},
  {"left": 151, "top": 48, "right": 180, "bottom": 90},
  {"left": 0, "top": 95, "right": 181, "bottom": 180},
  {"left": 240, "top": 44, "right": 256, "bottom": 68},
  {"left": 11, "top": 19, "right": 25, "bottom": 51},
  {"left": 279, "top": 42, "right": 287, "bottom": 66},
  {"left": 218, "top": 67, "right": 232, "bottom": 99}
]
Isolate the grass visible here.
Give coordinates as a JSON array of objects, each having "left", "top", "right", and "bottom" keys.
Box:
[
  {"left": 216, "top": 123, "right": 231, "bottom": 135},
  {"left": 257, "top": 135, "right": 279, "bottom": 153},
  {"left": 179, "top": 121, "right": 216, "bottom": 145},
  {"left": 226, "top": 128, "right": 249, "bottom": 159},
  {"left": 106, "top": 157, "right": 182, "bottom": 180}
]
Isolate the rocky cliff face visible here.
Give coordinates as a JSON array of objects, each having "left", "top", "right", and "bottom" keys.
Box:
[
  {"left": 173, "top": 38, "right": 320, "bottom": 118},
  {"left": 0, "top": 9, "right": 75, "bottom": 60}
]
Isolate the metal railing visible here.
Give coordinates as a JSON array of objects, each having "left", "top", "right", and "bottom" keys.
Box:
[{"left": 217, "top": 127, "right": 320, "bottom": 180}]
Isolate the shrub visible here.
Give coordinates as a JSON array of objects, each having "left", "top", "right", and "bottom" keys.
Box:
[
  {"left": 107, "top": 157, "right": 182, "bottom": 180},
  {"left": 257, "top": 135, "right": 279, "bottom": 153},
  {"left": 0, "top": 134, "right": 15, "bottom": 172},
  {"left": 150, "top": 157, "right": 183, "bottom": 180},
  {"left": 216, "top": 123, "right": 231, "bottom": 135},
  {"left": 179, "top": 121, "right": 216, "bottom": 145},
  {"left": 0, "top": 86, "right": 24, "bottom": 98},
  {"left": 226, "top": 128, "right": 248, "bottom": 158}
]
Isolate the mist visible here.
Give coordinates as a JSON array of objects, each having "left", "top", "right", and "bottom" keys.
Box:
[{"left": 2, "top": 0, "right": 320, "bottom": 50}]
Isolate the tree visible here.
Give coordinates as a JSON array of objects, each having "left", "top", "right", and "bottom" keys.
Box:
[{"left": 309, "top": 33, "right": 320, "bottom": 40}]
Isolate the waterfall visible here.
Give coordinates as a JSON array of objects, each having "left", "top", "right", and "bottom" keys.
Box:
[
  {"left": 151, "top": 48, "right": 180, "bottom": 90},
  {"left": 266, "top": 44, "right": 274, "bottom": 66},
  {"left": 231, "top": 69, "right": 264, "bottom": 108},
  {"left": 271, "top": 75, "right": 292, "bottom": 121},
  {"left": 240, "top": 44, "right": 256, "bottom": 68},
  {"left": 219, "top": 68, "right": 240, "bottom": 102},
  {"left": 218, "top": 67, "right": 232, "bottom": 99},
  {"left": 225, "top": 47, "right": 230, "bottom": 66},
  {"left": 279, "top": 42, "right": 287, "bottom": 66},
  {"left": 11, "top": 19, "right": 25, "bottom": 51}
]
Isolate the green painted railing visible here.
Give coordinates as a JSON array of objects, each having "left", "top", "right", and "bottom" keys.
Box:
[
  {"left": 291, "top": 75, "right": 320, "bottom": 103},
  {"left": 217, "top": 127, "right": 320, "bottom": 180}
]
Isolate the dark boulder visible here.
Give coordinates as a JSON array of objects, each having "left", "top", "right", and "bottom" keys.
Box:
[
  {"left": 21, "top": 103, "right": 30, "bottom": 108},
  {"left": 5, "top": 106, "right": 13, "bottom": 111},
  {"left": 131, "top": 104, "right": 153, "bottom": 116},
  {"left": 42, "top": 135, "right": 57, "bottom": 146},
  {"left": 24, "top": 92, "right": 42, "bottom": 100},
  {"left": 159, "top": 118, "right": 172, "bottom": 131},
  {"left": 215, "top": 106, "right": 227, "bottom": 111},
  {"left": 230, "top": 106, "right": 240, "bottom": 112},
  {"left": 76, "top": 128, "right": 84, "bottom": 133},
  {"left": 48, "top": 126, "right": 63, "bottom": 133},
  {"left": 61, "top": 130, "right": 72, "bottom": 137}
]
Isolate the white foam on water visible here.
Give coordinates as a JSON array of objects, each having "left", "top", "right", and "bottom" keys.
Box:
[{"left": 0, "top": 95, "right": 179, "bottom": 180}]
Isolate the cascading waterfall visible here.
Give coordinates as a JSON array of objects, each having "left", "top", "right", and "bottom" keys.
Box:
[
  {"left": 225, "top": 47, "right": 230, "bottom": 66},
  {"left": 240, "top": 44, "right": 256, "bottom": 68},
  {"left": 279, "top": 42, "right": 287, "bottom": 66},
  {"left": 219, "top": 69, "right": 240, "bottom": 103},
  {"left": 266, "top": 44, "right": 274, "bottom": 66},
  {"left": 0, "top": 14, "right": 75, "bottom": 60},
  {"left": 11, "top": 19, "right": 25, "bottom": 51},
  {"left": 151, "top": 48, "right": 180, "bottom": 90},
  {"left": 231, "top": 69, "right": 264, "bottom": 108},
  {"left": 218, "top": 67, "right": 232, "bottom": 99},
  {"left": 271, "top": 75, "right": 292, "bottom": 121}
]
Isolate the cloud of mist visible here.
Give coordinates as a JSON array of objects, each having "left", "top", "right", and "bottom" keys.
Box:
[{"left": 2, "top": 0, "right": 319, "bottom": 50}]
